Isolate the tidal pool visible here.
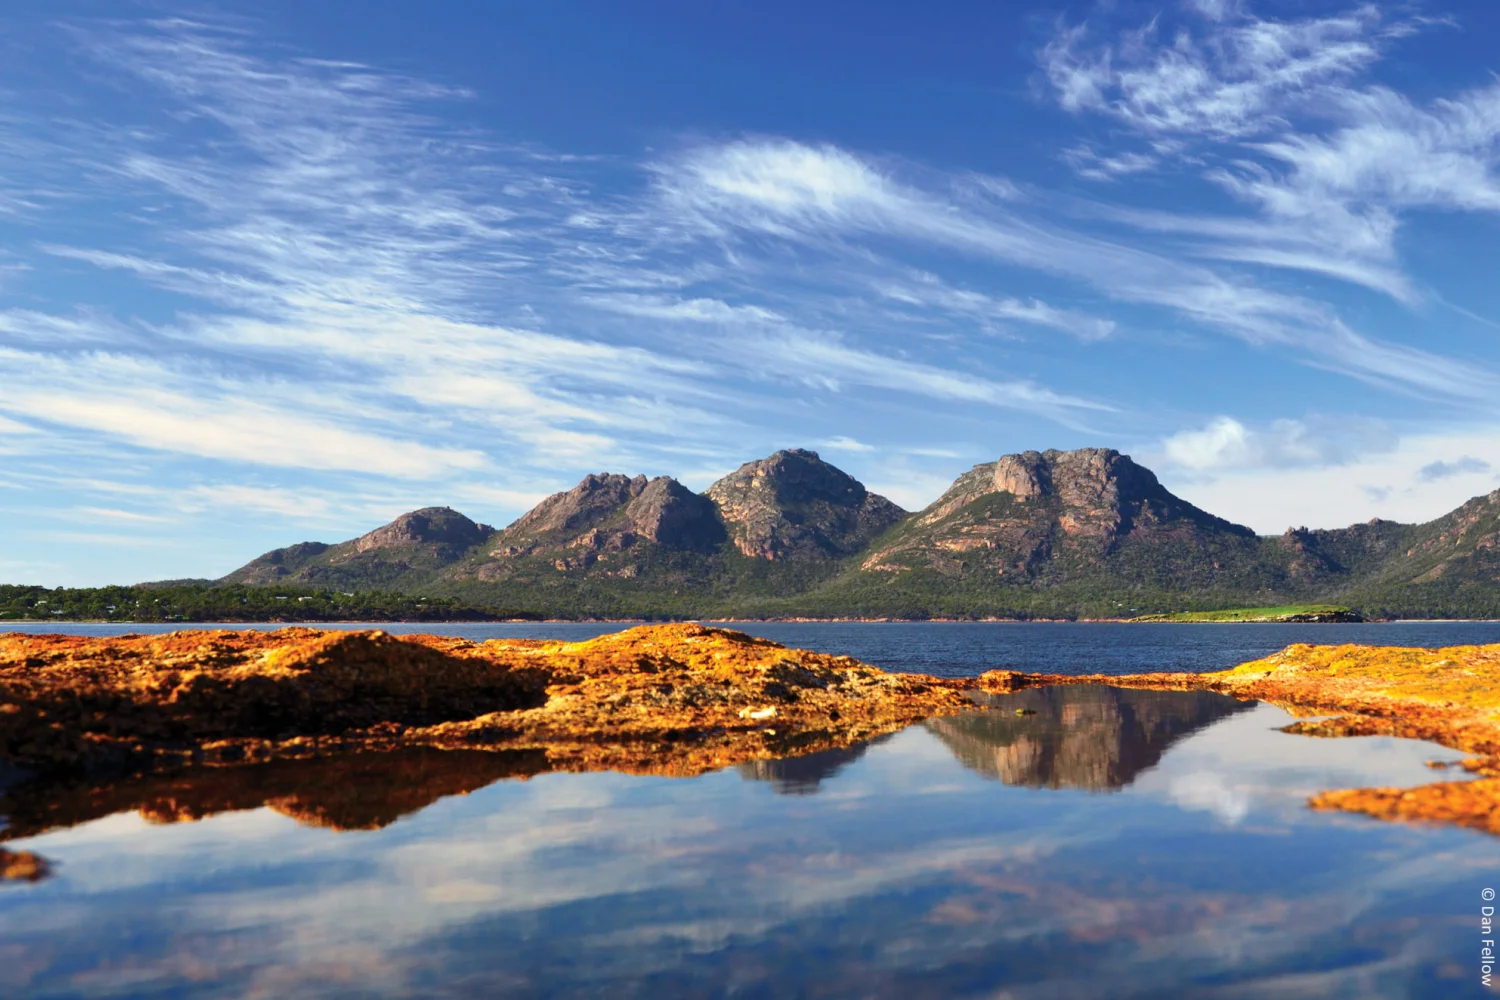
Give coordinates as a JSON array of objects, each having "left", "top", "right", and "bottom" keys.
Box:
[{"left": 3, "top": 684, "right": 1497, "bottom": 998}]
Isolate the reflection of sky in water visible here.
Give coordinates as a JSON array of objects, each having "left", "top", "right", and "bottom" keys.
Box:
[{"left": 2, "top": 695, "right": 1498, "bottom": 999}]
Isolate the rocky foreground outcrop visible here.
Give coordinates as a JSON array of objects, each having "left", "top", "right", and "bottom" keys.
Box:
[
  {"left": 0, "top": 625, "right": 969, "bottom": 781},
  {"left": 982, "top": 642, "right": 1500, "bottom": 837},
  {"left": 5, "top": 627, "right": 1500, "bottom": 858}
]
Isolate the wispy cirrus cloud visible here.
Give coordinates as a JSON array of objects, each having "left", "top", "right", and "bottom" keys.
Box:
[
  {"left": 1042, "top": 3, "right": 1500, "bottom": 307},
  {"left": 1041, "top": 4, "right": 1399, "bottom": 138},
  {"left": 3, "top": 8, "right": 1499, "bottom": 584},
  {"left": 648, "top": 138, "right": 1488, "bottom": 398},
  {"left": 3, "top": 21, "right": 1113, "bottom": 500},
  {"left": 0, "top": 347, "right": 488, "bottom": 478}
]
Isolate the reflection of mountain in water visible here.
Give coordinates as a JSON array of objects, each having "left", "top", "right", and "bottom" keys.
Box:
[
  {"left": 926, "top": 686, "right": 1252, "bottom": 791},
  {"left": 737, "top": 735, "right": 894, "bottom": 795}
]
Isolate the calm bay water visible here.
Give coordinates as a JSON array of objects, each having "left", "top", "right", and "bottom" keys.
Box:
[
  {"left": 3, "top": 623, "right": 1500, "bottom": 997},
  {"left": 13, "top": 618, "right": 1500, "bottom": 675}
]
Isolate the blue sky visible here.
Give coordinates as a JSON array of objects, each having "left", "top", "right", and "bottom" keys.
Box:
[{"left": 4, "top": 0, "right": 1500, "bottom": 585}]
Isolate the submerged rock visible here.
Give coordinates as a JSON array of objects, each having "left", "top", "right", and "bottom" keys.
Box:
[{"left": 0, "top": 847, "right": 48, "bottom": 883}]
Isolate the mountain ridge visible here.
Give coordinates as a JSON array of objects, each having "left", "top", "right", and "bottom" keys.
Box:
[{"left": 217, "top": 447, "right": 1500, "bottom": 619}]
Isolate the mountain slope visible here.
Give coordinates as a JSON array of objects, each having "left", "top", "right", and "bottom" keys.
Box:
[
  {"left": 859, "top": 448, "right": 1256, "bottom": 579},
  {"left": 806, "top": 448, "right": 1310, "bottom": 615},
  {"left": 1336, "top": 488, "right": 1500, "bottom": 617},
  {"left": 705, "top": 449, "right": 907, "bottom": 560},
  {"left": 222, "top": 507, "right": 493, "bottom": 589},
  {"left": 223, "top": 451, "right": 905, "bottom": 617},
  {"left": 433, "top": 452, "right": 907, "bottom": 615},
  {"left": 215, "top": 447, "right": 1500, "bottom": 619},
  {"left": 444, "top": 473, "right": 724, "bottom": 582}
]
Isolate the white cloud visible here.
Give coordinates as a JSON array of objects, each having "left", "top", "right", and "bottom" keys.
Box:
[
  {"left": 653, "top": 139, "right": 1487, "bottom": 398},
  {"left": 587, "top": 294, "right": 785, "bottom": 324},
  {"left": 71, "top": 506, "right": 175, "bottom": 524},
  {"left": 1061, "top": 145, "right": 1161, "bottom": 181},
  {"left": 1162, "top": 415, "right": 1395, "bottom": 471},
  {"left": 821, "top": 436, "right": 874, "bottom": 453},
  {"left": 0, "top": 414, "right": 36, "bottom": 435},
  {"left": 659, "top": 140, "right": 903, "bottom": 235},
  {"left": 0, "top": 349, "right": 487, "bottom": 478},
  {"left": 1162, "top": 427, "right": 1500, "bottom": 532},
  {"left": 1041, "top": 5, "right": 1392, "bottom": 138},
  {"left": 1042, "top": 6, "right": 1500, "bottom": 304},
  {"left": 731, "top": 329, "right": 1108, "bottom": 423},
  {"left": 873, "top": 273, "right": 1116, "bottom": 341}
]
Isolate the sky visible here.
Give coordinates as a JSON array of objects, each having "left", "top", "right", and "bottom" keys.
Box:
[{"left": 3, "top": 0, "right": 1500, "bottom": 586}]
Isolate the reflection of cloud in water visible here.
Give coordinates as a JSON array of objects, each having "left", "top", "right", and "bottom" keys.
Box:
[
  {"left": 1, "top": 709, "right": 1496, "bottom": 997},
  {"left": 1166, "top": 770, "right": 1252, "bottom": 824},
  {"left": 925, "top": 685, "right": 1252, "bottom": 790},
  {"left": 1130, "top": 702, "right": 1471, "bottom": 825}
]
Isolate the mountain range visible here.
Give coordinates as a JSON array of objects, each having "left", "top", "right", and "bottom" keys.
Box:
[{"left": 222, "top": 447, "right": 1500, "bottom": 619}]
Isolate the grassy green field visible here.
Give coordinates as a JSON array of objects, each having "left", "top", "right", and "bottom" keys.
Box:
[{"left": 1129, "top": 605, "right": 1357, "bottom": 623}]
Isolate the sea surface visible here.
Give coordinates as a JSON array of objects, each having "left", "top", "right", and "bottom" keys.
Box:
[
  {"left": 11, "top": 618, "right": 1500, "bottom": 675},
  {"left": 3, "top": 623, "right": 1500, "bottom": 998}
]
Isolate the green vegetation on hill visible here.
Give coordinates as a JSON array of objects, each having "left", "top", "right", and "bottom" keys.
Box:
[
  {"left": 0, "top": 584, "right": 527, "bottom": 623},
  {"left": 1128, "top": 605, "right": 1359, "bottom": 623},
  {"left": 50, "top": 446, "right": 1500, "bottom": 623}
]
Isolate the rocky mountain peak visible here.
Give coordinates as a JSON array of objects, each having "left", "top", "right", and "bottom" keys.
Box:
[
  {"left": 476, "top": 473, "right": 725, "bottom": 576},
  {"left": 991, "top": 451, "right": 1049, "bottom": 500},
  {"left": 507, "top": 474, "right": 650, "bottom": 537},
  {"left": 723, "top": 449, "right": 867, "bottom": 505},
  {"left": 706, "top": 449, "right": 907, "bottom": 560},
  {"left": 868, "top": 446, "right": 1255, "bottom": 579},
  {"left": 623, "top": 477, "right": 725, "bottom": 550},
  {"left": 989, "top": 448, "right": 1161, "bottom": 507},
  {"left": 352, "top": 507, "right": 493, "bottom": 554}
]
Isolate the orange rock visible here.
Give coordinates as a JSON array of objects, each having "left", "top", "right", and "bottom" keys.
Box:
[
  {"left": 0, "top": 847, "right": 48, "bottom": 882},
  {"left": 10, "top": 626, "right": 1500, "bottom": 842},
  {"left": 0, "top": 623, "right": 971, "bottom": 779}
]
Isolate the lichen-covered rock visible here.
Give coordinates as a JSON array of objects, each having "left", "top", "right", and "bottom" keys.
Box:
[{"left": 0, "top": 624, "right": 970, "bottom": 779}]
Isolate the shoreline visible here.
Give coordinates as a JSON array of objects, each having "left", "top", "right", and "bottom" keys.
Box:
[
  {"left": 8, "top": 615, "right": 1500, "bottom": 626},
  {"left": 3, "top": 624, "right": 1500, "bottom": 848}
]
